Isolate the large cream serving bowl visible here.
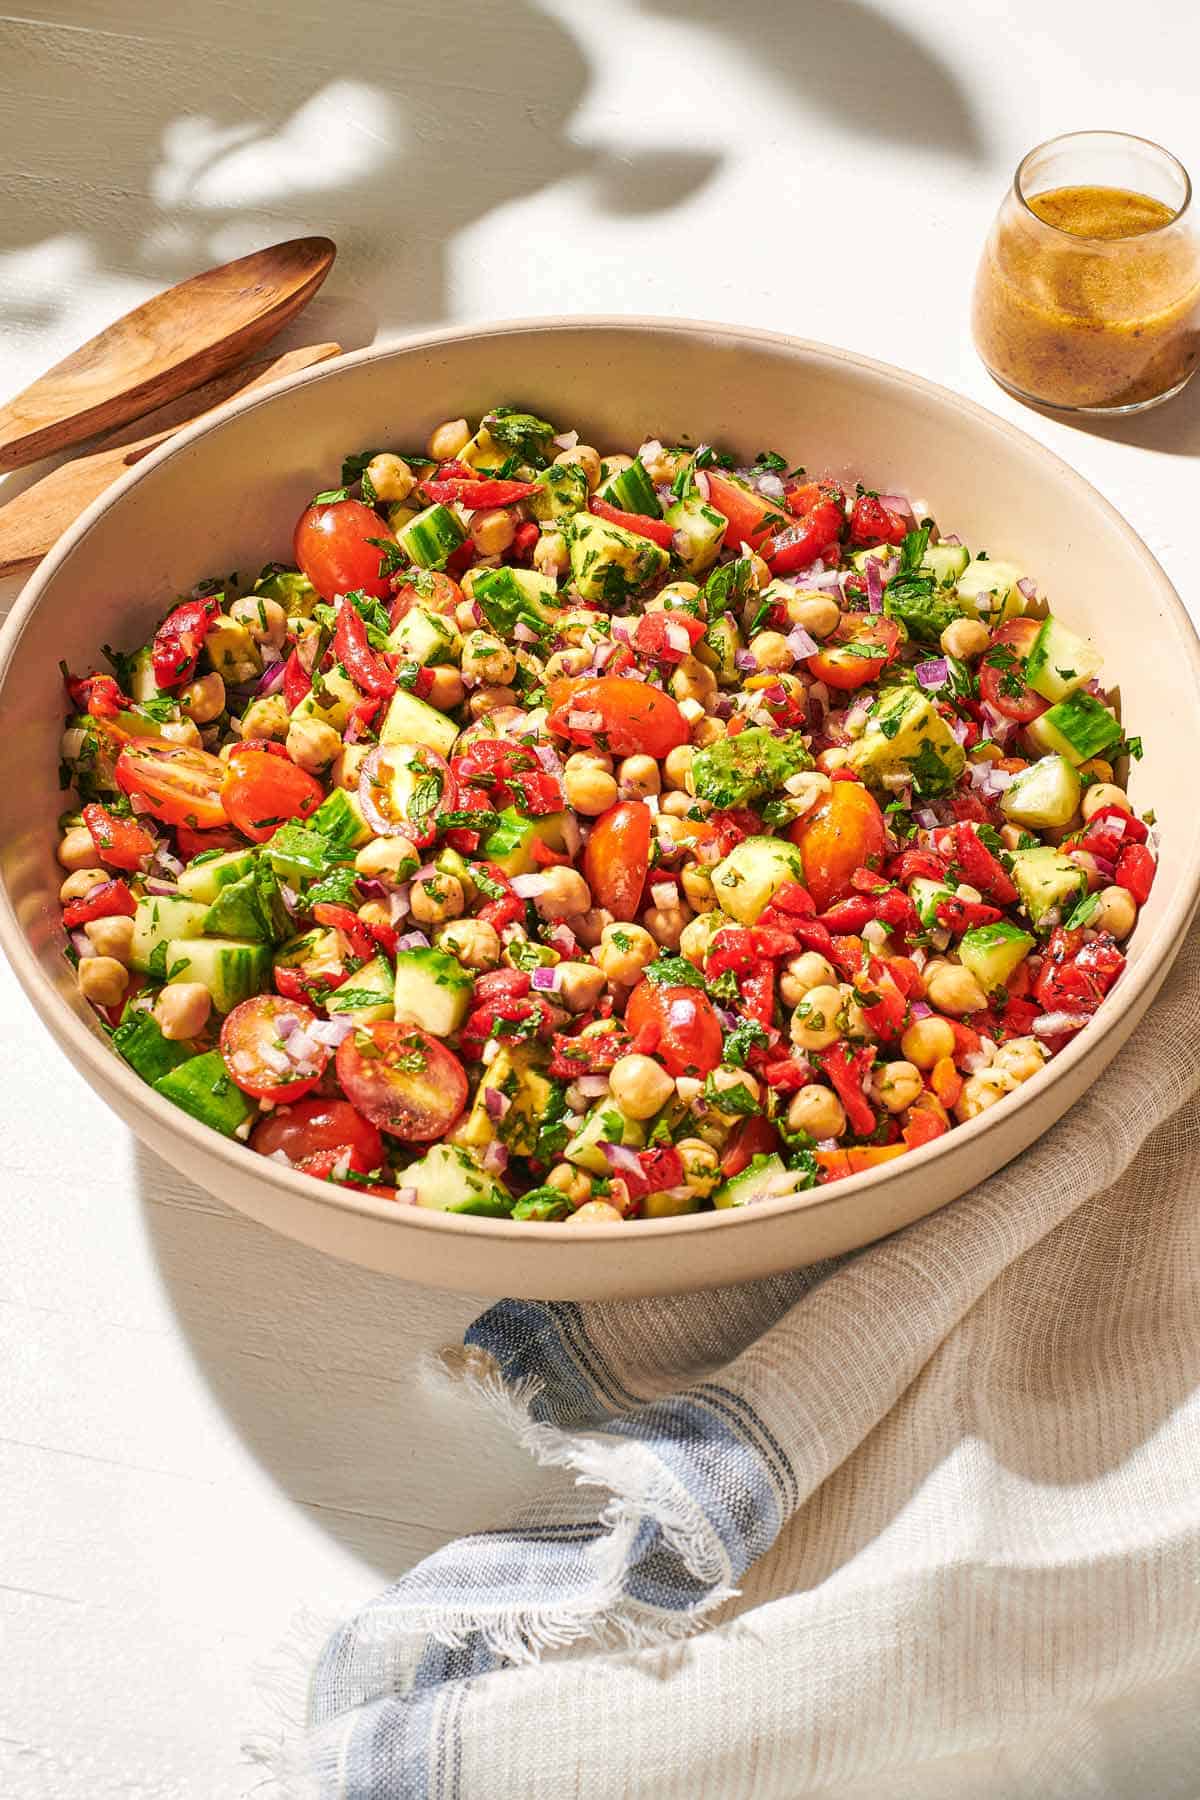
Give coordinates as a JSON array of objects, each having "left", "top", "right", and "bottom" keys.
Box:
[{"left": 2, "top": 318, "right": 1197, "bottom": 1298}]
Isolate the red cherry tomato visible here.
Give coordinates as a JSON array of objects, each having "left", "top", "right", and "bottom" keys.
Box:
[
  {"left": 546, "top": 675, "right": 688, "bottom": 758},
  {"left": 762, "top": 483, "right": 844, "bottom": 575},
  {"left": 978, "top": 618, "right": 1048, "bottom": 724},
  {"left": 358, "top": 742, "right": 455, "bottom": 848},
  {"left": 151, "top": 596, "right": 220, "bottom": 690},
  {"left": 294, "top": 498, "right": 392, "bottom": 602},
  {"left": 389, "top": 570, "right": 462, "bottom": 627},
  {"left": 583, "top": 800, "right": 652, "bottom": 922},
  {"left": 175, "top": 824, "right": 244, "bottom": 861},
  {"left": 114, "top": 740, "right": 228, "bottom": 830},
  {"left": 625, "top": 982, "right": 723, "bottom": 1079},
  {"left": 220, "top": 995, "right": 332, "bottom": 1102},
  {"left": 805, "top": 615, "right": 901, "bottom": 691},
  {"left": 335, "top": 1024, "right": 468, "bottom": 1140},
  {"left": 81, "top": 803, "right": 156, "bottom": 871},
  {"left": 788, "top": 782, "right": 887, "bottom": 912},
  {"left": 250, "top": 1097, "right": 385, "bottom": 1170},
  {"left": 221, "top": 746, "right": 324, "bottom": 843},
  {"left": 848, "top": 493, "right": 908, "bottom": 547},
  {"left": 719, "top": 1112, "right": 781, "bottom": 1179}
]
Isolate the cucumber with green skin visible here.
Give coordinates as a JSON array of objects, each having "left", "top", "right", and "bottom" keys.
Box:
[
  {"left": 405, "top": 1142, "right": 513, "bottom": 1216},
  {"left": 470, "top": 566, "right": 559, "bottom": 640},
  {"left": 958, "top": 920, "right": 1035, "bottom": 994},
  {"left": 163, "top": 936, "right": 272, "bottom": 1012},
  {"left": 1025, "top": 615, "right": 1103, "bottom": 704},
  {"left": 153, "top": 1051, "right": 256, "bottom": 1136},
  {"left": 178, "top": 847, "right": 257, "bottom": 906},
  {"left": 392, "top": 946, "right": 474, "bottom": 1038},
  {"left": 564, "top": 1102, "right": 646, "bottom": 1176},
  {"left": 921, "top": 543, "right": 970, "bottom": 586},
  {"left": 326, "top": 953, "right": 395, "bottom": 1025},
  {"left": 310, "top": 785, "right": 373, "bottom": 852},
  {"left": 1000, "top": 754, "right": 1081, "bottom": 829},
  {"left": 1025, "top": 691, "right": 1123, "bottom": 766},
  {"left": 595, "top": 457, "right": 662, "bottom": 518},
  {"left": 713, "top": 1151, "right": 789, "bottom": 1210},
  {"left": 397, "top": 503, "right": 466, "bottom": 570},
  {"left": 113, "top": 1009, "right": 192, "bottom": 1085},
  {"left": 130, "top": 895, "right": 209, "bottom": 973},
  {"left": 378, "top": 686, "right": 460, "bottom": 761}
]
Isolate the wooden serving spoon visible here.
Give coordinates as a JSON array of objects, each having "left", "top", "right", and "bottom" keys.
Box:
[
  {"left": 0, "top": 342, "right": 342, "bottom": 578},
  {"left": 0, "top": 236, "right": 336, "bottom": 473}
]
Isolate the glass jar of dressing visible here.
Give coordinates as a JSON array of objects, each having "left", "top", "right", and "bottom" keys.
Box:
[{"left": 972, "top": 130, "right": 1200, "bottom": 414}]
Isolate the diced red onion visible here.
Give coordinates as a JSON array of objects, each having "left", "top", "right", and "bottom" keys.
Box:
[
  {"left": 394, "top": 1186, "right": 418, "bottom": 1205},
  {"left": 395, "top": 929, "right": 429, "bottom": 950},
  {"left": 532, "top": 741, "right": 564, "bottom": 778},
  {"left": 915, "top": 657, "right": 949, "bottom": 689},
  {"left": 878, "top": 494, "right": 914, "bottom": 519},
  {"left": 553, "top": 430, "right": 579, "bottom": 451},
  {"left": 940, "top": 533, "right": 962, "bottom": 547},
  {"left": 650, "top": 880, "right": 677, "bottom": 909},
  {"left": 389, "top": 884, "right": 412, "bottom": 923},
  {"left": 143, "top": 876, "right": 180, "bottom": 897},
  {"left": 344, "top": 713, "right": 363, "bottom": 746},
  {"left": 356, "top": 878, "right": 388, "bottom": 902},
  {"left": 530, "top": 964, "right": 562, "bottom": 992},
  {"left": 127, "top": 791, "right": 155, "bottom": 817},
  {"left": 567, "top": 709, "right": 603, "bottom": 732},
  {"left": 510, "top": 873, "right": 548, "bottom": 899},
  {"left": 1016, "top": 577, "right": 1038, "bottom": 601},
  {"left": 575, "top": 1073, "right": 610, "bottom": 1098},
  {"left": 947, "top": 717, "right": 969, "bottom": 747},
  {"left": 1032, "top": 1011, "right": 1091, "bottom": 1037},
  {"left": 755, "top": 472, "right": 786, "bottom": 502},
  {"left": 865, "top": 558, "right": 885, "bottom": 614},
  {"left": 591, "top": 640, "right": 618, "bottom": 673},
  {"left": 254, "top": 659, "right": 287, "bottom": 697},
  {"left": 979, "top": 702, "right": 1017, "bottom": 746},
  {"left": 547, "top": 923, "right": 577, "bottom": 956},
  {"left": 267, "top": 1148, "right": 295, "bottom": 1168},
  {"left": 694, "top": 469, "right": 711, "bottom": 501},
  {"left": 599, "top": 1141, "right": 643, "bottom": 1176},
  {"left": 915, "top": 807, "right": 941, "bottom": 829},
  {"left": 796, "top": 568, "right": 842, "bottom": 591},
  {"left": 308, "top": 1016, "right": 356, "bottom": 1046},
  {"left": 513, "top": 621, "right": 539, "bottom": 644},
  {"left": 481, "top": 1140, "right": 509, "bottom": 1174},
  {"left": 664, "top": 620, "right": 692, "bottom": 655},
  {"left": 257, "top": 1041, "right": 294, "bottom": 1076},
  {"left": 484, "top": 1087, "right": 511, "bottom": 1120},
  {"left": 844, "top": 695, "right": 873, "bottom": 734},
  {"left": 910, "top": 999, "right": 933, "bottom": 1020},
  {"left": 785, "top": 624, "right": 819, "bottom": 659},
  {"left": 734, "top": 648, "right": 758, "bottom": 673},
  {"left": 70, "top": 928, "right": 93, "bottom": 958}
]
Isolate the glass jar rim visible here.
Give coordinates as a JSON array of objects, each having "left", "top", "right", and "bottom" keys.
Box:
[{"left": 1013, "top": 129, "right": 1192, "bottom": 242}]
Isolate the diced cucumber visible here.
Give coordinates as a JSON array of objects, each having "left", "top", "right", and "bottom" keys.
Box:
[
  {"left": 384, "top": 605, "right": 461, "bottom": 667},
  {"left": 663, "top": 492, "right": 728, "bottom": 576},
  {"left": 714, "top": 1151, "right": 789, "bottom": 1210},
  {"left": 177, "top": 847, "right": 257, "bottom": 905},
  {"left": 326, "top": 953, "right": 395, "bottom": 1025},
  {"left": 595, "top": 456, "right": 662, "bottom": 518},
  {"left": 565, "top": 1102, "right": 646, "bottom": 1176},
  {"left": 711, "top": 835, "right": 804, "bottom": 925},
  {"left": 454, "top": 1045, "right": 554, "bottom": 1158},
  {"left": 1011, "top": 847, "right": 1087, "bottom": 929},
  {"left": 696, "top": 613, "right": 741, "bottom": 684},
  {"left": 126, "top": 645, "right": 160, "bottom": 703},
  {"left": 202, "top": 863, "right": 290, "bottom": 944},
  {"left": 113, "top": 1009, "right": 192, "bottom": 1084},
  {"left": 203, "top": 616, "right": 262, "bottom": 684},
  {"left": 1000, "top": 754, "right": 1081, "bottom": 829},
  {"left": 254, "top": 568, "right": 319, "bottom": 618},
  {"left": 1025, "top": 615, "right": 1103, "bottom": 703},
  {"left": 310, "top": 785, "right": 372, "bottom": 852},
  {"left": 849, "top": 689, "right": 966, "bottom": 796},
  {"left": 153, "top": 1051, "right": 256, "bottom": 1137},
  {"left": 908, "top": 876, "right": 956, "bottom": 930},
  {"left": 954, "top": 558, "right": 1025, "bottom": 627},
  {"left": 130, "top": 895, "right": 210, "bottom": 973},
  {"left": 530, "top": 463, "right": 589, "bottom": 522},
  {"left": 481, "top": 807, "right": 569, "bottom": 877},
  {"left": 470, "top": 566, "right": 560, "bottom": 640},
  {"left": 397, "top": 503, "right": 466, "bottom": 570},
  {"left": 404, "top": 1142, "right": 513, "bottom": 1217},
  {"left": 379, "top": 686, "right": 460, "bottom": 760},
  {"left": 164, "top": 937, "right": 272, "bottom": 1013},
  {"left": 60, "top": 714, "right": 121, "bottom": 803},
  {"left": 1025, "top": 690, "right": 1123, "bottom": 766},
  {"left": 391, "top": 946, "right": 474, "bottom": 1037},
  {"left": 922, "top": 543, "right": 970, "bottom": 586},
  {"left": 568, "top": 512, "right": 669, "bottom": 604},
  {"left": 290, "top": 666, "right": 360, "bottom": 732},
  {"left": 958, "top": 920, "right": 1035, "bottom": 994}
]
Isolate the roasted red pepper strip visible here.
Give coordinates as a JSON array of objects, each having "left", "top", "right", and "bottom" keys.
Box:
[
  {"left": 65, "top": 672, "right": 130, "bottom": 719},
  {"left": 151, "top": 597, "right": 220, "bottom": 690},
  {"left": 761, "top": 1056, "right": 813, "bottom": 1092},
  {"left": 478, "top": 895, "right": 525, "bottom": 931},
  {"left": 885, "top": 848, "right": 948, "bottom": 885},
  {"left": 707, "top": 924, "right": 799, "bottom": 977},
  {"left": 856, "top": 962, "right": 909, "bottom": 1041},
  {"left": 817, "top": 1043, "right": 878, "bottom": 1138},
  {"left": 952, "top": 823, "right": 1017, "bottom": 904},
  {"left": 547, "top": 1025, "right": 631, "bottom": 1077},
  {"left": 588, "top": 496, "right": 676, "bottom": 548},
  {"left": 762, "top": 484, "right": 844, "bottom": 575},
  {"left": 935, "top": 896, "right": 1004, "bottom": 934},
  {"left": 739, "top": 965, "right": 776, "bottom": 1030},
  {"left": 1114, "top": 843, "right": 1155, "bottom": 904},
  {"left": 420, "top": 477, "right": 540, "bottom": 508},
  {"left": 333, "top": 603, "right": 396, "bottom": 700},
  {"left": 282, "top": 649, "right": 312, "bottom": 711},
  {"left": 902, "top": 1108, "right": 948, "bottom": 1151},
  {"left": 1034, "top": 927, "right": 1125, "bottom": 1015},
  {"left": 473, "top": 968, "right": 530, "bottom": 1004},
  {"left": 82, "top": 803, "right": 156, "bottom": 871},
  {"left": 632, "top": 611, "right": 707, "bottom": 665},
  {"left": 618, "top": 1145, "right": 686, "bottom": 1202},
  {"left": 848, "top": 492, "right": 908, "bottom": 547},
  {"left": 61, "top": 878, "right": 136, "bottom": 929}
]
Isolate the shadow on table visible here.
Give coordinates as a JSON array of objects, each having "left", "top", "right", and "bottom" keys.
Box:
[{"left": 1011, "top": 373, "right": 1200, "bottom": 456}]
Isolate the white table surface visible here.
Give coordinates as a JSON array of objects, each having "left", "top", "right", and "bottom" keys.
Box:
[{"left": 2, "top": 2, "right": 1198, "bottom": 1792}]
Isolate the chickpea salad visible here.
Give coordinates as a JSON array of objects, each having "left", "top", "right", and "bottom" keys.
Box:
[{"left": 56, "top": 406, "right": 1154, "bottom": 1221}]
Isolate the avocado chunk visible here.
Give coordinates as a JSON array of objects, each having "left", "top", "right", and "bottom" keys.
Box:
[
  {"left": 404, "top": 1142, "right": 513, "bottom": 1217},
  {"left": 481, "top": 806, "right": 568, "bottom": 877},
  {"left": 849, "top": 689, "right": 966, "bottom": 796},
  {"left": 455, "top": 1046, "right": 556, "bottom": 1159},
  {"left": 1011, "top": 846, "right": 1087, "bottom": 929},
  {"left": 253, "top": 568, "right": 319, "bottom": 618},
  {"left": 530, "top": 462, "right": 589, "bottom": 522},
  {"left": 710, "top": 835, "right": 804, "bottom": 925},
  {"left": 958, "top": 920, "right": 1035, "bottom": 994},
  {"left": 954, "top": 557, "right": 1026, "bottom": 626},
  {"left": 290, "top": 666, "right": 361, "bottom": 733},
  {"left": 203, "top": 616, "right": 262, "bottom": 684},
  {"left": 568, "top": 512, "right": 669, "bottom": 604},
  {"left": 691, "top": 727, "right": 811, "bottom": 811}
]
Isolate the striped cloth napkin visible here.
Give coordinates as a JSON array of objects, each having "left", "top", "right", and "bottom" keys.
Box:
[{"left": 260, "top": 924, "right": 1200, "bottom": 1800}]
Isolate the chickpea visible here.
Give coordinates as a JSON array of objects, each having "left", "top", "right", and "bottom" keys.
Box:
[
  {"left": 680, "top": 863, "right": 714, "bottom": 912},
  {"left": 532, "top": 529, "right": 569, "bottom": 579},
  {"left": 785, "top": 592, "right": 841, "bottom": 639},
  {"left": 354, "top": 901, "right": 391, "bottom": 934},
  {"left": 1081, "top": 782, "right": 1130, "bottom": 822},
  {"left": 240, "top": 693, "right": 290, "bottom": 741},
  {"left": 179, "top": 670, "right": 226, "bottom": 724},
  {"left": 653, "top": 581, "right": 702, "bottom": 613},
  {"left": 568, "top": 1200, "right": 625, "bottom": 1225},
  {"left": 426, "top": 666, "right": 466, "bottom": 712},
  {"left": 638, "top": 441, "right": 685, "bottom": 484},
  {"left": 670, "top": 655, "right": 718, "bottom": 708},
  {"left": 332, "top": 742, "right": 371, "bottom": 793},
  {"left": 658, "top": 794, "right": 692, "bottom": 823},
  {"left": 676, "top": 1138, "right": 721, "bottom": 1195},
  {"left": 816, "top": 748, "right": 850, "bottom": 774},
  {"left": 609, "top": 1053, "right": 675, "bottom": 1120},
  {"left": 533, "top": 866, "right": 592, "bottom": 921},
  {"left": 230, "top": 595, "right": 288, "bottom": 648},
  {"left": 596, "top": 922, "right": 656, "bottom": 984},
  {"left": 787, "top": 1084, "right": 847, "bottom": 1140},
  {"left": 427, "top": 417, "right": 471, "bottom": 461},
  {"left": 467, "top": 686, "right": 517, "bottom": 720},
  {"left": 955, "top": 1067, "right": 1017, "bottom": 1122},
  {"left": 678, "top": 911, "right": 725, "bottom": 966},
  {"left": 690, "top": 716, "right": 726, "bottom": 750},
  {"left": 784, "top": 773, "right": 832, "bottom": 825},
  {"left": 455, "top": 597, "right": 480, "bottom": 633},
  {"left": 658, "top": 745, "right": 693, "bottom": 794},
  {"left": 410, "top": 873, "right": 465, "bottom": 927},
  {"left": 642, "top": 903, "right": 692, "bottom": 950},
  {"left": 286, "top": 717, "right": 342, "bottom": 774},
  {"left": 58, "top": 826, "right": 98, "bottom": 872},
  {"left": 470, "top": 509, "right": 517, "bottom": 557},
  {"left": 547, "top": 1162, "right": 592, "bottom": 1206},
  {"left": 437, "top": 918, "right": 501, "bottom": 970},
  {"left": 461, "top": 631, "right": 517, "bottom": 689},
  {"left": 992, "top": 1036, "right": 1047, "bottom": 1084},
  {"left": 153, "top": 981, "right": 212, "bottom": 1042},
  {"left": 899, "top": 1015, "right": 956, "bottom": 1069},
  {"left": 872, "top": 1060, "right": 924, "bottom": 1113},
  {"left": 543, "top": 962, "right": 600, "bottom": 1013},
  {"left": 748, "top": 630, "right": 794, "bottom": 671},
  {"left": 1080, "top": 757, "right": 1114, "bottom": 785},
  {"left": 59, "top": 867, "right": 108, "bottom": 904},
  {"left": 83, "top": 914, "right": 134, "bottom": 963},
  {"left": 551, "top": 443, "right": 601, "bottom": 492},
  {"left": 707, "top": 1066, "right": 762, "bottom": 1122},
  {"left": 779, "top": 951, "right": 838, "bottom": 1007},
  {"left": 743, "top": 551, "right": 771, "bottom": 590},
  {"left": 365, "top": 452, "right": 416, "bottom": 504},
  {"left": 545, "top": 647, "right": 593, "bottom": 683},
  {"left": 940, "top": 617, "right": 991, "bottom": 661},
  {"left": 1093, "top": 884, "right": 1138, "bottom": 939},
  {"left": 618, "top": 753, "right": 661, "bottom": 799},
  {"left": 925, "top": 962, "right": 987, "bottom": 1017},
  {"left": 573, "top": 907, "right": 614, "bottom": 950},
  {"left": 564, "top": 756, "right": 619, "bottom": 816},
  {"left": 77, "top": 955, "right": 128, "bottom": 1008},
  {"left": 790, "top": 983, "right": 845, "bottom": 1051},
  {"left": 355, "top": 835, "right": 419, "bottom": 886},
  {"left": 159, "top": 718, "right": 203, "bottom": 749}
]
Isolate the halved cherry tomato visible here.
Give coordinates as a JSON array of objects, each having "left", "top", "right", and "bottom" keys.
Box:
[
  {"left": 719, "top": 1112, "right": 781, "bottom": 1178},
  {"left": 358, "top": 742, "right": 455, "bottom": 848},
  {"left": 220, "top": 995, "right": 331, "bottom": 1102},
  {"left": 82, "top": 803, "right": 156, "bottom": 871},
  {"left": 789, "top": 781, "right": 886, "bottom": 912},
  {"left": 222, "top": 746, "right": 323, "bottom": 843},
  {"left": 583, "top": 800, "right": 652, "bottom": 921},
  {"left": 389, "top": 570, "right": 462, "bottom": 626},
  {"left": 115, "top": 740, "right": 228, "bottom": 830},
  {"left": 805, "top": 615, "right": 901, "bottom": 691},
  {"left": 703, "top": 472, "right": 791, "bottom": 552},
  {"left": 151, "top": 597, "right": 220, "bottom": 690},
  {"left": 335, "top": 1024, "right": 468, "bottom": 1140},
  {"left": 294, "top": 498, "right": 392, "bottom": 602},
  {"left": 625, "top": 981, "right": 723, "bottom": 1079},
  {"left": 175, "top": 824, "right": 244, "bottom": 861},
  {"left": 814, "top": 1144, "right": 907, "bottom": 1182},
  {"left": 65, "top": 671, "right": 130, "bottom": 719},
  {"left": 762, "top": 483, "right": 844, "bottom": 574},
  {"left": 587, "top": 496, "right": 677, "bottom": 548},
  {"left": 250, "top": 1097, "right": 385, "bottom": 1170},
  {"left": 978, "top": 619, "right": 1048, "bottom": 724},
  {"left": 848, "top": 493, "right": 908, "bottom": 547},
  {"left": 546, "top": 676, "right": 688, "bottom": 758}
]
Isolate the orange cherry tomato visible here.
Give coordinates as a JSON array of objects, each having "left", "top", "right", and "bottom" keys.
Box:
[
  {"left": 221, "top": 745, "right": 324, "bottom": 843},
  {"left": 220, "top": 995, "right": 331, "bottom": 1103},
  {"left": 788, "top": 781, "right": 886, "bottom": 912},
  {"left": 294, "top": 498, "right": 392, "bottom": 602},
  {"left": 814, "top": 1144, "right": 907, "bottom": 1182},
  {"left": 335, "top": 1024, "right": 468, "bottom": 1141},
  {"left": 114, "top": 740, "right": 227, "bottom": 830},
  {"left": 583, "top": 800, "right": 652, "bottom": 921},
  {"left": 703, "top": 471, "right": 791, "bottom": 552},
  {"left": 806, "top": 614, "right": 901, "bottom": 691},
  {"left": 546, "top": 676, "right": 689, "bottom": 758},
  {"left": 625, "top": 981, "right": 724, "bottom": 1079}
]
